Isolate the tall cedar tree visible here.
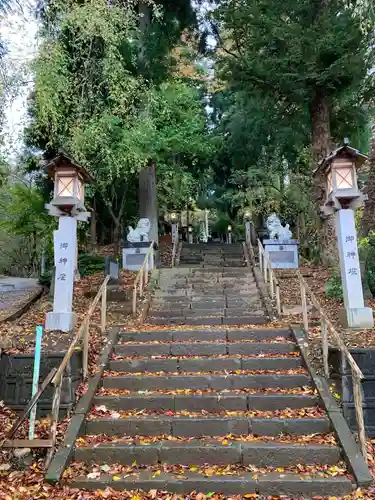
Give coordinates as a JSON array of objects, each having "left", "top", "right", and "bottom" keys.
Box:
[{"left": 213, "top": 0, "right": 371, "bottom": 163}]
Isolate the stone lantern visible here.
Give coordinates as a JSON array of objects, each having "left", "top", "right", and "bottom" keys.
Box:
[
  {"left": 315, "top": 140, "right": 367, "bottom": 216},
  {"left": 45, "top": 153, "right": 94, "bottom": 219},
  {"left": 227, "top": 224, "right": 232, "bottom": 245},
  {"left": 244, "top": 209, "right": 253, "bottom": 246},
  {"left": 45, "top": 153, "right": 94, "bottom": 332},
  {"left": 314, "top": 141, "right": 373, "bottom": 329}
]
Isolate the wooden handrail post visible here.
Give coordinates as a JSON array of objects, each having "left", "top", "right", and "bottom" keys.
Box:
[
  {"left": 353, "top": 375, "right": 367, "bottom": 458},
  {"left": 258, "top": 241, "right": 263, "bottom": 273},
  {"left": 82, "top": 319, "right": 89, "bottom": 379},
  {"left": 139, "top": 268, "right": 144, "bottom": 296},
  {"left": 101, "top": 281, "right": 107, "bottom": 333},
  {"left": 45, "top": 377, "right": 62, "bottom": 468},
  {"left": 300, "top": 281, "right": 309, "bottom": 333},
  {"left": 145, "top": 255, "right": 149, "bottom": 285},
  {"left": 263, "top": 252, "right": 268, "bottom": 283},
  {"left": 321, "top": 318, "right": 329, "bottom": 379},
  {"left": 132, "top": 284, "right": 137, "bottom": 316},
  {"left": 276, "top": 283, "right": 281, "bottom": 315},
  {"left": 269, "top": 266, "right": 275, "bottom": 298}
]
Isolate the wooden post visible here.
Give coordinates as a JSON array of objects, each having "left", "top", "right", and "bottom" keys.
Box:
[
  {"left": 263, "top": 253, "right": 268, "bottom": 283},
  {"left": 258, "top": 241, "right": 263, "bottom": 273},
  {"left": 269, "top": 267, "right": 275, "bottom": 298},
  {"left": 276, "top": 283, "right": 281, "bottom": 315},
  {"left": 45, "top": 377, "right": 62, "bottom": 468},
  {"left": 321, "top": 318, "right": 329, "bottom": 378},
  {"left": 139, "top": 268, "right": 144, "bottom": 296},
  {"left": 145, "top": 254, "right": 149, "bottom": 285},
  {"left": 82, "top": 319, "right": 89, "bottom": 379},
  {"left": 300, "top": 282, "right": 309, "bottom": 333},
  {"left": 132, "top": 284, "right": 137, "bottom": 316},
  {"left": 101, "top": 283, "right": 107, "bottom": 333},
  {"left": 353, "top": 375, "right": 367, "bottom": 458}
]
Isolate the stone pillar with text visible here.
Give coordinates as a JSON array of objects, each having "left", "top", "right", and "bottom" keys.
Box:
[
  {"left": 336, "top": 209, "right": 373, "bottom": 328},
  {"left": 46, "top": 217, "right": 77, "bottom": 332}
]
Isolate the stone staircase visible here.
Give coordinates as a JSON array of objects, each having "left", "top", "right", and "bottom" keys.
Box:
[
  {"left": 147, "top": 243, "right": 268, "bottom": 326},
  {"left": 179, "top": 243, "right": 244, "bottom": 268},
  {"left": 67, "top": 326, "right": 356, "bottom": 496}
]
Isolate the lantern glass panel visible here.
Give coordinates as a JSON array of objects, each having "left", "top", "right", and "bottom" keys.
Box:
[
  {"left": 333, "top": 160, "right": 355, "bottom": 190},
  {"left": 57, "top": 176, "right": 75, "bottom": 197}
]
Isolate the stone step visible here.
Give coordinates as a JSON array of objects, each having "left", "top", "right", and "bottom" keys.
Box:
[
  {"left": 74, "top": 440, "right": 340, "bottom": 467},
  {"left": 147, "top": 316, "right": 268, "bottom": 326},
  {"left": 93, "top": 393, "right": 319, "bottom": 411},
  {"left": 102, "top": 373, "right": 311, "bottom": 390},
  {"left": 114, "top": 341, "right": 296, "bottom": 357},
  {"left": 108, "top": 356, "right": 302, "bottom": 373},
  {"left": 85, "top": 416, "right": 331, "bottom": 437},
  {"left": 70, "top": 472, "right": 352, "bottom": 497}
]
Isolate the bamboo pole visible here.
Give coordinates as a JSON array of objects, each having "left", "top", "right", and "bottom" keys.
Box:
[{"left": 353, "top": 375, "right": 367, "bottom": 458}]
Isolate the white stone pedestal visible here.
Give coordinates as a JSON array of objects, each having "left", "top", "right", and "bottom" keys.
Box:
[
  {"left": 227, "top": 233, "right": 232, "bottom": 244},
  {"left": 335, "top": 209, "right": 373, "bottom": 329},
  {"left": 122, "top": 243, "right": 154, "bottom": 271},
  {"left": 46, "top": 216, "right": 77, "bottom": 332},
  {"left": 264, "top": 239, "right": 299, "bottom": 269},
  {"left": 188, "top": 233, "right": 193, "bottom": 244}
]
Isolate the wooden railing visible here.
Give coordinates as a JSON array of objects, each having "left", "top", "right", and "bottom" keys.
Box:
[
  {"left": 132, "top": 241, "right": 154, "bottom": 316},
  {"left": 46, "top": 273, "right": 110, "bottom": 466},
  {"left": 296, "top": 270, "right": 367, "bottom": 457},
  {"left": 0, "top": 274, "right": 111, "bottom": 467},
  {"left": 256, "top": 239, "right": 281, "bottom": 315}
]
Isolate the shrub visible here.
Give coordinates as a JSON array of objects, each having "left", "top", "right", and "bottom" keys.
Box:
[
  {"left": 78, "top": 253, "right": 105, "bottom": 276},
  {"left": 324, "top": 270, "right": 343, "bottom": 300}
]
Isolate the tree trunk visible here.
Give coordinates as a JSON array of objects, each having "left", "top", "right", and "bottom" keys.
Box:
[
  {"left": 309, "top": 90, "right": 337, "bottom": 264},
  {"left": 139, "top": 161, "right": 159, "bottom": 245},
  {"left": 361, "top": 122, "right": 375, "bottom": 237}
]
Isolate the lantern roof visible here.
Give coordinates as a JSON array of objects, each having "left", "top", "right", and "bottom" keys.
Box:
[
  {"left": 314, "top": 143, "right": 368, "bottom": 177},
  {"left": 44, "top": 152, "right": 95, "bottom": 184}
]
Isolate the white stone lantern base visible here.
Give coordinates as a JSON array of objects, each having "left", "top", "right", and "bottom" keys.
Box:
[{"left": 46, "top": 311, "right": 77, "bottom": 332}]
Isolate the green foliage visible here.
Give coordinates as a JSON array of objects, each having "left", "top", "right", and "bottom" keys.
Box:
[
  {"left": 365, "top": 233, "right": 375, "bottom": 297},
  {"left": 324, "top": 270, "right": 343, "bottom": 300},
  {"left": 78, "top": 253, "right": 105, "bottom": 277},
  {"left": 27, "top": 0, "right": 215, "bottom": 234},
  {"left": 0, "top": 183, "right": 54, "bottom": 276}
]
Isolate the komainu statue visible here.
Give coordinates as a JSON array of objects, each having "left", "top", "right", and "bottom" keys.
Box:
[
  {"left": 127, "top": 218, "right": 151, "bottom": 243},
  {"left": 266, "top": 213, "right": 292, "bottom": 240}
]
